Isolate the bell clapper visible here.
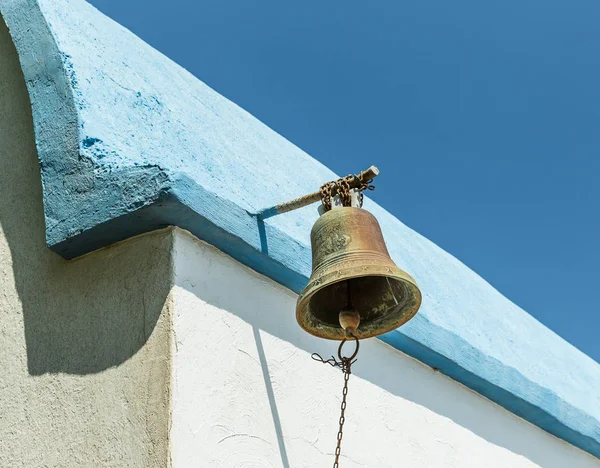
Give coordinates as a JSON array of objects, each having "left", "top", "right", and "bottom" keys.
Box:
[
  {"left": 339, "top": 280, "right": 360, "bottom": 337},
  {"left": 339, "top": 308, "right": 360, "bottom": 337}
]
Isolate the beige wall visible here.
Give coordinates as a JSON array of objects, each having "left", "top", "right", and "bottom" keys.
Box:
[{"left": 0, "top": 17, "right": 172, "bottom": 467}]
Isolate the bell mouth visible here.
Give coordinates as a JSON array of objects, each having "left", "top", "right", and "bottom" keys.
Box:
[{"left": 296, "top": 268, "right": 422, "bottom": 340}]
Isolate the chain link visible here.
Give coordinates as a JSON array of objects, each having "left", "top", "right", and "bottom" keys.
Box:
[
  {"left": 312, "top": 337, "right": 360, "bottom": 467},
  {"left": 334, "top": 357, "right": 352, "bottom": 468},
  {"left": 319, "top": 173, "right": 376, "bottom": 212},
  {"left": 319, "top": 181, "right": 337, "bottom": 211},
  {"left": 337, "top": 176, "right": 353, "bottom": 208}
]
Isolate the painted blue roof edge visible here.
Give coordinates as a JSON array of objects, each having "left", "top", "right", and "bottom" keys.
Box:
[{"left": 2, "top": 0, "right": 599, "bottom": 458}]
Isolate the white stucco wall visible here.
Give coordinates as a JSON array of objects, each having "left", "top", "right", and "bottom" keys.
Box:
[
  {"left": 171, "top": 230, "right": 600, "bottom": 468},
  {"left": 0, "top": 17, "right": 172, "bottom": 467}
]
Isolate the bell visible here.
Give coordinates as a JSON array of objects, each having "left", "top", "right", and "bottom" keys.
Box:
[{"left": 296, "top": 207, "right": 422, "bottom": 340}]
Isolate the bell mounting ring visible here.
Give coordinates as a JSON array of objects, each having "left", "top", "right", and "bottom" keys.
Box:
[{"left": 338, "top": 336, "right": 360, "bottom": 363}]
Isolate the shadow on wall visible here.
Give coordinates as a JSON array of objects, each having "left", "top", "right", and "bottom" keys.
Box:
[
  {"left": 253, "top": 326, "right": 291, "bottom": 468},
  {"left": 176, "top": 239, "right": 597, "bottom": 468},
  {"left": 0, "top": 17, "right": 169, "bottom": 376}
]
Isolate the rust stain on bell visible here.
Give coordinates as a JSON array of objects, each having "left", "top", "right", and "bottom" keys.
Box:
[{"left": 296, "top": 207, "right": 422, "bottom": 340}]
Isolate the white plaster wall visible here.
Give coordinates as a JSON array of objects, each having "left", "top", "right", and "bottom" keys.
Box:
[
  {"left": 0, "top": 17, "right": 173, "bottom": 467},
  {"left": 171, "top": 230, "right": 600, "bottom": 468}
]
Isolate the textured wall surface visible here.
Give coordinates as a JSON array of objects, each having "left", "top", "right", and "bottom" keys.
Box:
[
  {"left": 171, "top": 230, "right": 600, "bottom": 468},
  {"left": 1, "top": 10, "right": 598, "bottom": 463},
  {"left": 0, "top": 18, "right": 173, "bottom": 466},
  {"left": 1, "top": 0, "right": 599, "bottom": 459}
]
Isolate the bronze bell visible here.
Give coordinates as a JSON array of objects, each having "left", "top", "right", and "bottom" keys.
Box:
[{"left": 296, "top": 207, "right": 422, "bottom": 340}]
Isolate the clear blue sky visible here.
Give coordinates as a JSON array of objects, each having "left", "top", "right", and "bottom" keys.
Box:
[{"left": 88, "top": 0, "right": 600, "bottom": 362}]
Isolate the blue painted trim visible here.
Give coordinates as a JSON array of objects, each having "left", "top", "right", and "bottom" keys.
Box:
[
  {"left": 381, "top": 319, "right": 600, "bottom": 457},
  {"left": 2, "top": 0, "right": 600, "bottom": 459}
]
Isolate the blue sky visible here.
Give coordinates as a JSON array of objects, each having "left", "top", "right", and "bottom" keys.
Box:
[{"left": 88, "top": 0, "right": 600, "bottom": 362}]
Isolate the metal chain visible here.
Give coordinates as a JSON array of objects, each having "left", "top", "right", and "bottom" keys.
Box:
[
  {"left": 319, "top": 181, "right": 337, "bottom": 211},
  {"left": 356, "top": 176, "right": 375, "bottom": 208},
  {"left": 337, "top": 176, "right": 353, "bottom": 207},
  {"left": 312, "top": 337, "right": 360, "bottom": 468},
  {"left": 334, "top": 357, "right": 352, "bottom": 467},
  {"left": 319, "top": 172, "right": 376, "bottom": 212}
]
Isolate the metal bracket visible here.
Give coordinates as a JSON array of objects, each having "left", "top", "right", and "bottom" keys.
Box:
[{"left": 258, "top": 165, "right": 379, "bottom": 219}]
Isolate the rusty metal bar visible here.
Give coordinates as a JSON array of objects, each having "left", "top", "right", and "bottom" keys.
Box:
[{"left": 258, "top": 165, "right": 379, "bottom": 219}]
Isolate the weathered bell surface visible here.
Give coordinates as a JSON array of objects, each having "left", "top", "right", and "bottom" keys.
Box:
[{"left": 296, "top": 207, "right": 422, "bottom": 340}]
